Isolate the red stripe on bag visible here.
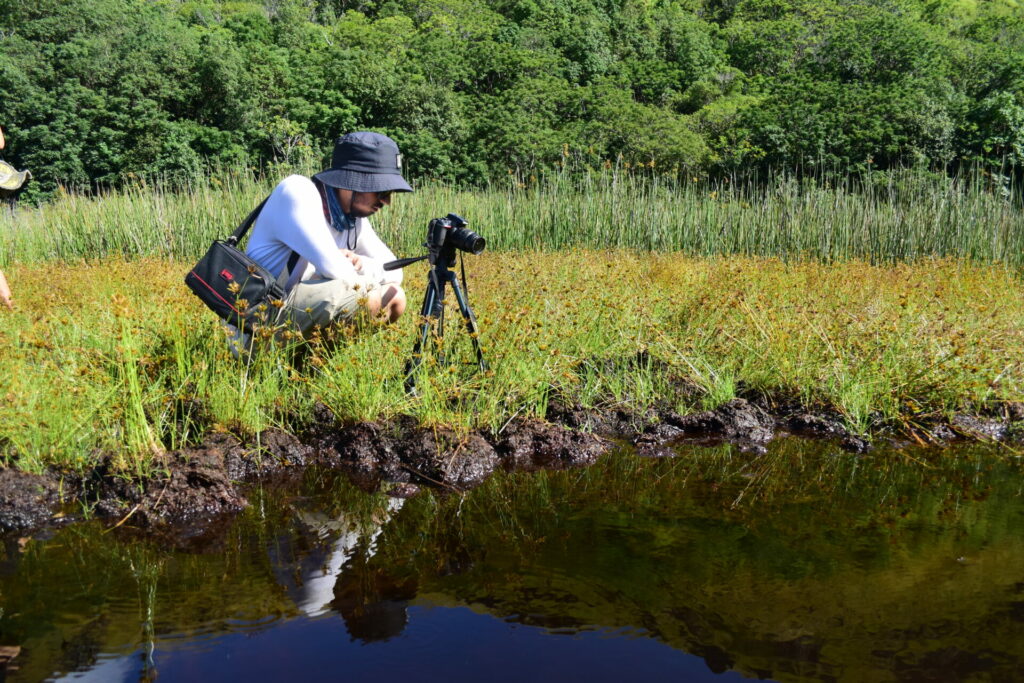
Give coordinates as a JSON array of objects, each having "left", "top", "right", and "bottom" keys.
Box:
[{"left": 189, "top": 271, "right": 241, "bottom": 314}]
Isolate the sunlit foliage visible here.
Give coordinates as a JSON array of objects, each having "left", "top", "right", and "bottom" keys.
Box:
[{"left": 1, "top": 0, "right": 1023, "bottom": 199}]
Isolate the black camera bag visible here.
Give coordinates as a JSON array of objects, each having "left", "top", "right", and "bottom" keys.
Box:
[{"left": 185, "top": 196, "right": 299, "bottom": 331}]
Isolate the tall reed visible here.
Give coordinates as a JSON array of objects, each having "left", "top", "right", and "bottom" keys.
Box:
[{"left": 2, "top": 165, "right": 1021, "bottom": 267}]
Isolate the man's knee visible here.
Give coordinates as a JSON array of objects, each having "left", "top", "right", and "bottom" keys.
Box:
[
  {"left": 381, "top": 285, "right": 405, "bottom": 322},
  {"left": 362, "top": 289, "right": 383, "bottom": 317},
  {"left": 282, "top": 277, "right": 374, "bottom": 332}
]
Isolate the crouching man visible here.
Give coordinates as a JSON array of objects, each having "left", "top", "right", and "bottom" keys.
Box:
[{"left": 246, "top": 131, "right": 410, "bottom": 341}]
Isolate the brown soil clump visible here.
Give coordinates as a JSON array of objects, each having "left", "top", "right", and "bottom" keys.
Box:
[
  {"left": 663, "top": 398, "right": 775, "bottom": 443},
  {"left": 0, "top": 468, "right": 61, "bottom": 532},
  {"left": 492, "top": 418, "right": 611, "bottom": 471},
  {"left": 226, "top": 429, "right": 314, "bottom": 480},
  {"left": 143, "top": 444, "right": 249, "bottom": 525},
  {"left": 332, "top": 419, "right": 498, "bottom": 491},
  {"left": 79, "top": 444, "right": 248, "bottom": 529}
]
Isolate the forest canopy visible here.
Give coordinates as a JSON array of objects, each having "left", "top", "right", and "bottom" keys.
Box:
[{"left": 1, "top": 0, "right": 1023, "bottom": 197}]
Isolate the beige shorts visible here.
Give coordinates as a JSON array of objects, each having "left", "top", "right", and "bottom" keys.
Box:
[{"left": 277, "top": 275, "right": 381, "bottom": 334}]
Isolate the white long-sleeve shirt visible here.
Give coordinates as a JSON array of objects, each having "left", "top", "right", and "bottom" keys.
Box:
[{"left": 246, "top": 174, "right": 403, "bottom": 289}]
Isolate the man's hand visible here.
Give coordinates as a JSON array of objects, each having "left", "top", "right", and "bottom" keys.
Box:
[
  {"left": 340, "top": 249, "right": 363, "bottom": 273},
  {"left": 0, "top": 269, "right": 13, "bottom": 311}
]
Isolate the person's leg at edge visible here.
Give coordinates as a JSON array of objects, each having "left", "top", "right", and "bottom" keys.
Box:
[{"left": 279, "top": 277, "right": 405, "bottom": 335}]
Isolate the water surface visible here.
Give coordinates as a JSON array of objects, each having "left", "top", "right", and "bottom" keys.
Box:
[{"left": 2, "top": 438, "right": 1024, "bottom": 682}]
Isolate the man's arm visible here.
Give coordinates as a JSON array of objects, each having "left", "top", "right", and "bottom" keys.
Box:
[
  {"left": 249, "top": 176, "right": 358, "bottom": 281},
  {"left": 355, "top": 220, "right": 403, "bottom": 285}
]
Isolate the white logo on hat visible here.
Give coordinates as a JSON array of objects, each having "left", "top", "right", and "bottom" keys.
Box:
[{"left": 396, "top": 154, "right": 402, "bottom": 169}]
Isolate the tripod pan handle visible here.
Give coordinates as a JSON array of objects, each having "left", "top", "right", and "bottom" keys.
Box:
[{"left": 383, "top": 255, "right": 428, "bottom": 271}]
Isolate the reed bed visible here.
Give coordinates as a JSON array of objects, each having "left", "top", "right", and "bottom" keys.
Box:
[{"left": 1, "top": 167, "right": 1022, "bottom": 267}]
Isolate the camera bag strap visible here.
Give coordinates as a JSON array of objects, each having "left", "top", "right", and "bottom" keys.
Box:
[{"left": 230, "top": 196, "right": 301, "bottom": 290}]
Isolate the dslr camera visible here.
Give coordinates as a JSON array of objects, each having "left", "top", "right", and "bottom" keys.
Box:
[{"left": 427, "top": 213, "right": 485, "bottom": 265}]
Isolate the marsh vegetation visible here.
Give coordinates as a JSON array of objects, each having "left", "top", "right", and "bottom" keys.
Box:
[{"left": 1, "top": 170, "right": 1022, "bottom": 474}]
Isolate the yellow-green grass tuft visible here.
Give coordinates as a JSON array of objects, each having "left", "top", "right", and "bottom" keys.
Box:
[{"left": 0, "top": 253, "right": 1020, "bottom": 473}]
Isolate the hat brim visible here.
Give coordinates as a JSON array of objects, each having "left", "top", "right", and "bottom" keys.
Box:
[
  {"left": 0, "top": 160, "right": 29, "bottom": 191},
  {"left": 313, "top": 168, "right": 412, "bottom": 193}
]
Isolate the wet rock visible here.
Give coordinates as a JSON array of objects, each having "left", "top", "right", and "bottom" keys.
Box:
[
  {"left": 664, "top": 399, "right": 775, "bottom": 443},
  {"left": 951, "top": 415, "right": 1008, "bottom": 441},
  {"left": 222, "top": 429, "right": 319, "bottom": 482},
  {"left": 254, "top": 429, "right": 313, "bottom": 471},
  {"left": 492, "top": 419, "right": 611, "bottom": 471},
  {"left": 0, "top": 468, "right": 60, "bottom": 532},
  {"left": 782, "top": 413, "right": 848, "bottom": 439},
  {"left": 780, "top": 410, "right": 872, "bottom": 451},
  {"left": 633, "top": 421, "right": 686, "bottom": 457},
  {"left": 636, "top": 422, "right": 686, "bottom": 444}
]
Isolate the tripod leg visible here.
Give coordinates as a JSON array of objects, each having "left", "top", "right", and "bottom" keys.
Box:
[
  {"left": 430, "top": 269, "right": 448, "bottom": 366},
  {"left": 405, "top": 278, "right": 438, "bottom": 392},
  {"left": 448, "top": 273, "right": 488, "bottom": 372},
  {"left": 435, "top": 282, "right": 446, "bottom": 367}
]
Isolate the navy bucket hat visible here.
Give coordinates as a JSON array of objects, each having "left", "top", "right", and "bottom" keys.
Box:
[{"left": 313, "top": 131, "right": 413, "bottom": 193}]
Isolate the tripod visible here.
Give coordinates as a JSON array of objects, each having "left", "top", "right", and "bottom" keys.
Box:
[{"left": 384, "top": 249, "right": 488, "bottom": 393}]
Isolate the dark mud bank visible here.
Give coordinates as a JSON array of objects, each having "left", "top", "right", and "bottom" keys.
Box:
[{"left": 3, "top": 398, "right": 1022, "bottom": 535}]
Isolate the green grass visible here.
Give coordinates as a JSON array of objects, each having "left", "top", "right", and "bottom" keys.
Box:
[{"left": 1, "top": 250, "right": 1021, "bottom": 474}]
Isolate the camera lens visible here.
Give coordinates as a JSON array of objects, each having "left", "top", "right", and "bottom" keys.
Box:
[
  {"left": 450, "top": 226, "right": 485, "bottom": 255},
  {"left": 465, "top": 233, "right": 486, "bottom": 255}
]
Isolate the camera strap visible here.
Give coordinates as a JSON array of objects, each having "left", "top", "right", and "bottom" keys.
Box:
[
  {"left": 228, "top": 195, "right": 301, "bottom": 293},
  {"left": 460, "top": 251, "right": 470, "bottom": 298}
]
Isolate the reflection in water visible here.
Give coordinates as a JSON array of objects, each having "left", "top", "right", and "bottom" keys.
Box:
[
  {"left": 53, "top": 652, "right": 137, "bottom": 682},
  {"left": 2, "top": 439, "right": 1024, "bottom": 681},
  {"left": 271, "top": 498, "right": 405, "bottom": 621},
  {"left": 268, "top": 497, "right": 413, "bottom": 643}
]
